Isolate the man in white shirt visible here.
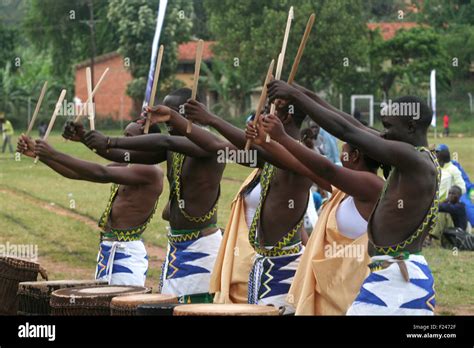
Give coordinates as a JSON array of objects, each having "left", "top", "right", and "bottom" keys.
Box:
[{"left": 436, "top": 144, "right": 466, "bottom": 201}]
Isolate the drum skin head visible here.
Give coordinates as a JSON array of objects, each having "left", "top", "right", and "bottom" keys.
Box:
[
  {"left": 173, "top": 304, "right": 280, "bottom": 316},
  {"left": 111, "top": 293, "right": 178, "bottom": 308}
]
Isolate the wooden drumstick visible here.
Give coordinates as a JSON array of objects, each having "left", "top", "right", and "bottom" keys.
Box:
[
  {"left": 34, "top": 89, "right": 67, "bottom": 163},
  {"left": 287, "top": 13, "right": 315, "bottom": 84},
  {"left": 244, "top": 59, "right": 275, "bottom": 151},
  {"left": 186, "top": 39, "right": 204, "bottom": 134},
  {"left": 26, "top": 81, "right": 48, "bottom": 137},
  {"left": 74, "top": 67, "right": 109, "bottom": 123},
  {"left": 144, "top": 45, "right": 164, "bottom": 134},
  {"left": 266, "top": 7, "right": 294, "bottom": 143},
  {"left": 86, "top": 67, "right": 95, "bottom": 131}
]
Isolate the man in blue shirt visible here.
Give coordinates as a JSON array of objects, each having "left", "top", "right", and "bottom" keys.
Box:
[{"left": 439, "top": 185, "right": 467, "bottom": 231}]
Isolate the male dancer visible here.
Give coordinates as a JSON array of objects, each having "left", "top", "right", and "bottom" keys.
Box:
[
  {"left": 70, "top": 89, "right": 225, "bottom": 303},
  {"left": 146, "top": 99, "right": 330, "bottom": 313},
  {"left": 17, "top": 121, "right": 163, "bottom": 286},
  {"left": 267, "top": 80, "right": 440, "bottom": 315}
]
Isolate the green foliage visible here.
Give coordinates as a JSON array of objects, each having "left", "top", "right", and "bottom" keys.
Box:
[
  {"left": 418, "top": 0, "right": 474, "bottom": 27},
  {"left": 24, "top": 0, "right": 119, "bottom": 87},
  {"left": 204, "top": 0, "right": 371, "bottom": 112},
  {"left": 107, "top": 0, "right": 193, "bottom": 110},
  {"left": 370, "top": 27, "right": 451, "bottom": 97},
  {"left": 0, "top": 24, "right": 17, "bottom": 68}
]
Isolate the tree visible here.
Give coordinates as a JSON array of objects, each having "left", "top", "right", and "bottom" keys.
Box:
[
  {"left": 107, "top": 0, "right": 193, "bottom": 114},
  {"left": 370, "top": 27, "right": 451, "bottom": 97},
  {"left": 24, "top": 0, "right": 119, "bottom": 87},
  {"left": 203, "top": 0, "right": 371, "bottom": 113}
]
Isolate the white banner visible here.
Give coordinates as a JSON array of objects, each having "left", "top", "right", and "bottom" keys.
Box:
[
  {"left": 143, "top": 0, "right": 168, "bottom": 107},
  {"left": 430, "top": 69, "right": 436, "bottom": 128}
]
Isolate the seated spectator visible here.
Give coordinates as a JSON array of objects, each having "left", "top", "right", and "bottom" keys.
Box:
[
  {"left": 439, "top": 185, "right": 467, "bottom": 231},
  {"left": 436, "top": 144, "right": 466, "bottom": 201}
]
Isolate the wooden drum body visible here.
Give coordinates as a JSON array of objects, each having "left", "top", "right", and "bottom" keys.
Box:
[
  {"left": 50, "top": 285, "right": 151, "bottom": 316},
  {"left": 173, "top": 304, "right": 280, "bottom": 316},
  {"left": 110, "top": 293, "right": 177, "bottom": 316},
  {"left": 0, "top": 257, "right": 46, "bottom": 315},
  {"left": 17, "top": 280, "right": 107, "bottom": 315}
]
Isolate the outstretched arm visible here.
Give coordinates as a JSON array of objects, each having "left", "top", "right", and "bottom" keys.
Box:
[
  {"left": 245, "top": 121, "right": 331, "bottom": 191},
  {"left": 292, "top": 82, "right": 380, "bottom": 136},
  {"left": 61, "top": 121, "right": 166, "bottom": 164},
  {"left": 259, "top": 115, "right": 382, "bottom": 200},
  {"left": 17, "top": 135, "right": 83, "bottom": 180},
  {"left": 182, "top": 100, "right": 299, "bottom": 169},
  {"left": 83, "top": 129, "right": 212, "bottom": 159},
  {"left": 145, "top": 104, "right": 266, "bottom": 168},
  {"left": 267, "top": 80, "right": 423, "bottom": 170},
  {"left": 34, "top": 139, "right": 160, "bottom": 185}
]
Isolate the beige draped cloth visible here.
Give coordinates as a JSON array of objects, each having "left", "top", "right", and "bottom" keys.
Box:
[
  {"left": 288, "top": 188, "right": 370, "bottom": 315},
  {"left": 210, "top": 169, "right": 259, "bottom": 303}
]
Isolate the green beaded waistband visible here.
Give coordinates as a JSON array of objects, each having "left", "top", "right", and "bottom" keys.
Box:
[
  {"left": 100, "top": 229, "right": 144, "bottom": 242},
  {"left": 255, "top": 243, "right": 302, "bottom": 258},
  {"left": 168, "top": 224, "right": 218, "bottom": 243}
]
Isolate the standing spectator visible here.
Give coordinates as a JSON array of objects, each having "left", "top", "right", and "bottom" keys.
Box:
[
  {"left": 0, "top": 113, "right": 14, "bottom": 154},
  {"left": 443, "top": 114, "right": 450, "bottom": 137},
  {"left": 436, "top": 144, "right": 466, "bottom": 201}
]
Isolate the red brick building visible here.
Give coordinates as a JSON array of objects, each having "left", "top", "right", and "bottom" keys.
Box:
[
  {"left": 75, "top": 41, "right": 215, "bottom": 121},
  {"left": 366, "top": 22, "right": 419, "bottom": 40},
  {"left": 75, "top": 52, "right": 134, "bottom": 121}
]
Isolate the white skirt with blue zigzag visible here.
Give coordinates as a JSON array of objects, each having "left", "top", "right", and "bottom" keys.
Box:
[{"left": 347, "top": 254, "right": 435, "bottom": 315}]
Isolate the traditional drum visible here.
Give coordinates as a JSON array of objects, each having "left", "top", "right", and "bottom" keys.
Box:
[
  {"left": 173, "top": 303, "right": 280, "bottom": 316},
  {"left": 110, "top": 293, "right": 178, "bottom": 316},
  {"left": 136, "top": 303, "right": 183, "bottom": 316},
  {"left": 50, "top": 285, "right": 151, "bottom": 316},
  {"left": 17, "top": 279, "right": 107, "bottom": 315},
  {"left": 0, "top": 256, "right": 47, "bottom": 315}
]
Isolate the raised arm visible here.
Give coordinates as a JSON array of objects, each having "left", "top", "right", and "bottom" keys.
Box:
[
  {"left": 292, "top": 82, "right": 380, "bottom": 136},
  {"left": 34, "top": 139, "right": 161, "bottom": 186},
  {"left": 148, "top": 104, "right": 238, "bottom": 153},
  {"left": 259, "top": 114, "right": 383, "bottom": 200},
  {"left": 182, "top": 100, "right": 300, "bottom": 169},
  {"left": 267, "top": 80, "right": 423, "bottom": 170},
  {"left": 245, "top": 122, "right": 331, "bottom": 192}
]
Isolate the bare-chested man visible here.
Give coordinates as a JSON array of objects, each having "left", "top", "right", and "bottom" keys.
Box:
[
  {"left": 17, "top": 121, "right": 163, "bottom": 286},
  {"left": 146, "top": 98, "right": 330, "bottom": 313},
  {"left": 268, "top": 80, "right": 440, "bottom": 315},
  {"left": 71, "top": 88, "right": 225, "bottom": 303}
]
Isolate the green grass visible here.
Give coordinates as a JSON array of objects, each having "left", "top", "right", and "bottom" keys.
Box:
[{"left": 0, "top": 132, "right": 473, "bottom": 311}]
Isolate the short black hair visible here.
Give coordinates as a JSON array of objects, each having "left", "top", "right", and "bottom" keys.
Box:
[
  {"left": 131, "top": 118, "right": 161, "bottom": 134},
  {"left": 165, "top": 88, "right": 193, "bottom": 109},
  {"left": 347, "top": 142, "right": 381, "bottom": 172},
  {"left": 393, "top": 96, "right": 432, "bottom": 131},
  {"left": 450, "top": 185, "right": 462, "bottom": 195}
]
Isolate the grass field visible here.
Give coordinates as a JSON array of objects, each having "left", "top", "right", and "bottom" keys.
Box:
[{"left": 0, "top": 132, "right": 473, "bottom": 314}]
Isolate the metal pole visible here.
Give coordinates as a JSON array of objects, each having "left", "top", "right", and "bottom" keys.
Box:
[
  {"left": 468, "top": 92, "right": 473, "bottom": 114},
  {"left": 27, "top": 97, "right": 31, "bottom": 129}
]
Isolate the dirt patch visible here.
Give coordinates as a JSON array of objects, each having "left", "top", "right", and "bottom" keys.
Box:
[
  {"left": 436, "top": 305, "right": 474, "bottom": 315},
  {"left": 1, "top": 186, "right": 167, "bottom": 287}
]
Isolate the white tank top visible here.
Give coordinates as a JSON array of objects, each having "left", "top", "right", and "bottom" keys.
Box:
[
  {"left": 335, "top": 196, "right": 367, "bottom": 239},
  {"left": 244, "top": 183, "right": 262, "bottom": 229}
]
